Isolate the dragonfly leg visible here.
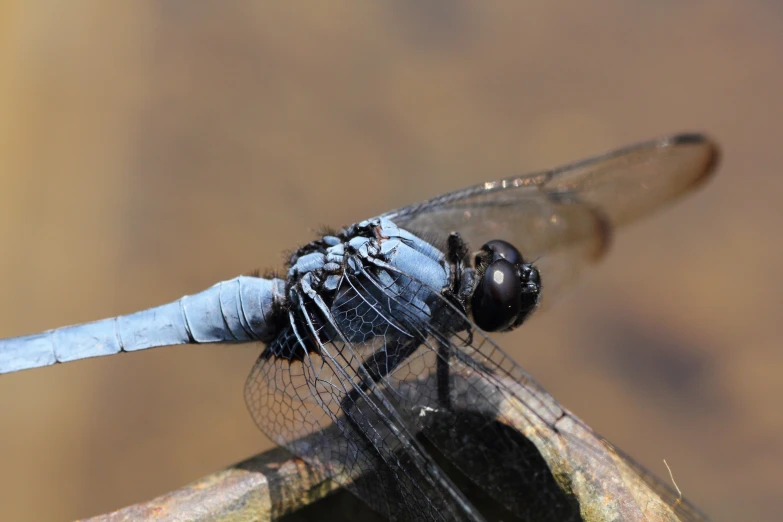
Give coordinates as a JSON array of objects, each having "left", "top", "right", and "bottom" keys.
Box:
[
  {"left": 446, "top": 232, "right": 474, "bottom": 305},
  {"left": 433, "top": 232, "right": 474, "bottom": 411},
  {"left": 340, "top": 335, "right": 422, "bottom": 434},
  {"left": 436, "top": 341, "right": 452, "bottom": 410}
]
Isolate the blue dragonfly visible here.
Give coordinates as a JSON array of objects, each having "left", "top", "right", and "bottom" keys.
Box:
[{"left": 0, "top": 134, "right": 719, "bottom": 522}]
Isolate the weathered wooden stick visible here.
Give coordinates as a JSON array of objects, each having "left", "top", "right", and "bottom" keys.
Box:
[{"left": 81, "top": 370, "right": 705, "bottom": 522}]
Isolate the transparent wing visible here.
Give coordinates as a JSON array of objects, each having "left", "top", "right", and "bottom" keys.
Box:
[
  {"left": 343, "top": 257, "right": 710, "bottom": 521},
  {"left": 382, "top": 133, "right": 719, "bottom": 307},
  {"left": 245, "top": 134, "right": 717, "bottom": 520},
  {"left": 244, "top": 325, "right": 484, "bottom": 521},
  {"left": 608, "top": 443, "right": 711, "bottom": 522},
  {"left": 245, "top": 256, "right": 710, "bottom": 521}
]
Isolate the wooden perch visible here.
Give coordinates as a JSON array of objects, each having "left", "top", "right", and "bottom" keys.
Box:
[{"left": 80, "top": 370, "right": 705, "bottom": 522}]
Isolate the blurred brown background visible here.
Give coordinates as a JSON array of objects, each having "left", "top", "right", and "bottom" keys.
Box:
[{"left": 0, "top": 2, "right": 779, "bottom": 521}]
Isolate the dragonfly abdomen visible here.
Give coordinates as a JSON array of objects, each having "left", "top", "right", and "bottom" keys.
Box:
[{"left": 0, "top": 276, "right": 286, "bottom": 374}]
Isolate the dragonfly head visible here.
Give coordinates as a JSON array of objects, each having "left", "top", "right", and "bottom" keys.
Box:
[{"left": 469, "top": 239, "right": 542, "bottom": 333}]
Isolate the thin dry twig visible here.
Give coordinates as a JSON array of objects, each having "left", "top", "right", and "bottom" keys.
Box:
[{"left": 664, "top": 459, "right": 684, "bottom": 510}]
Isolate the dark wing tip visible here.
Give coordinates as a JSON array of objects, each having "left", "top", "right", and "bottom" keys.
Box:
[
  {"left": 666, "top": 132, "right": 709, "bottom": 146},
  {"left": 664, "top": 132, "right": 722, "bottom": 190}
]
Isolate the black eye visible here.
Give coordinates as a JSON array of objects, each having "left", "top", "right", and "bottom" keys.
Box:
[
  {"left": 470, "top": 259, "right": 522, "bottom": 332},
  {"left": 470, "top": 239, "right": 542, "bottom": 332}
]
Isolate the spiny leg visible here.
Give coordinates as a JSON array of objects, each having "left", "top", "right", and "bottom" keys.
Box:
[
  {"left": 436, "top": 232, "right": 473, "bottom": 411},
  {"left": 340, "top": 335, "right": 423, "bottom": 434},
  {"left": 436, "top": 342, "right": 452, "bottom": 410}
]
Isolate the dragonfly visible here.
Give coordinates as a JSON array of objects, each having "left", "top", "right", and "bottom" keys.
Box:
[{"left": 0, "top": 133, "right": 719, "bottom": 522}]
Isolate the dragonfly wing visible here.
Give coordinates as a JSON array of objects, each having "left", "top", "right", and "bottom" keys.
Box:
[
  {"left": 382, "top": 133, "right": 719, "bottom": 308},
  {"left": 340, "top": 258, "right": 710, "bottom": 521},
  {"left": 244, "top": 327, "right": 485, "bottom": 522},
  {"left": 243, "top": 134, "right": 718, "bottom": 520},
  {"left": 607, "top": 443, "right": 711, "bottom": 522}
]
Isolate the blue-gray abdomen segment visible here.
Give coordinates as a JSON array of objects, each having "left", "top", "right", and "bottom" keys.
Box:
[{"left": 0, "top": 276, "right": 284, "bottom": 374}]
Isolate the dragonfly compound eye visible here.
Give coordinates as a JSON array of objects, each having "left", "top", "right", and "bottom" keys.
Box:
[
  {"left": 471, "top": 258, "right": 523, "bottom": 332},
  {"left": 475, "top": 239, "right": 524, "bottom": 266},
  {"left": 471, "top": 240, "right": 542, "bottom": 332}
]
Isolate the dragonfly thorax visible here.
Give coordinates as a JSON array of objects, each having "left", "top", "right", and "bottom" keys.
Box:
[
  {"left": 278, "top": 218, "right": 460, "bottom": 353},
  {"left": 275, "top": 218, "right": 542, "bottom": 360}
]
